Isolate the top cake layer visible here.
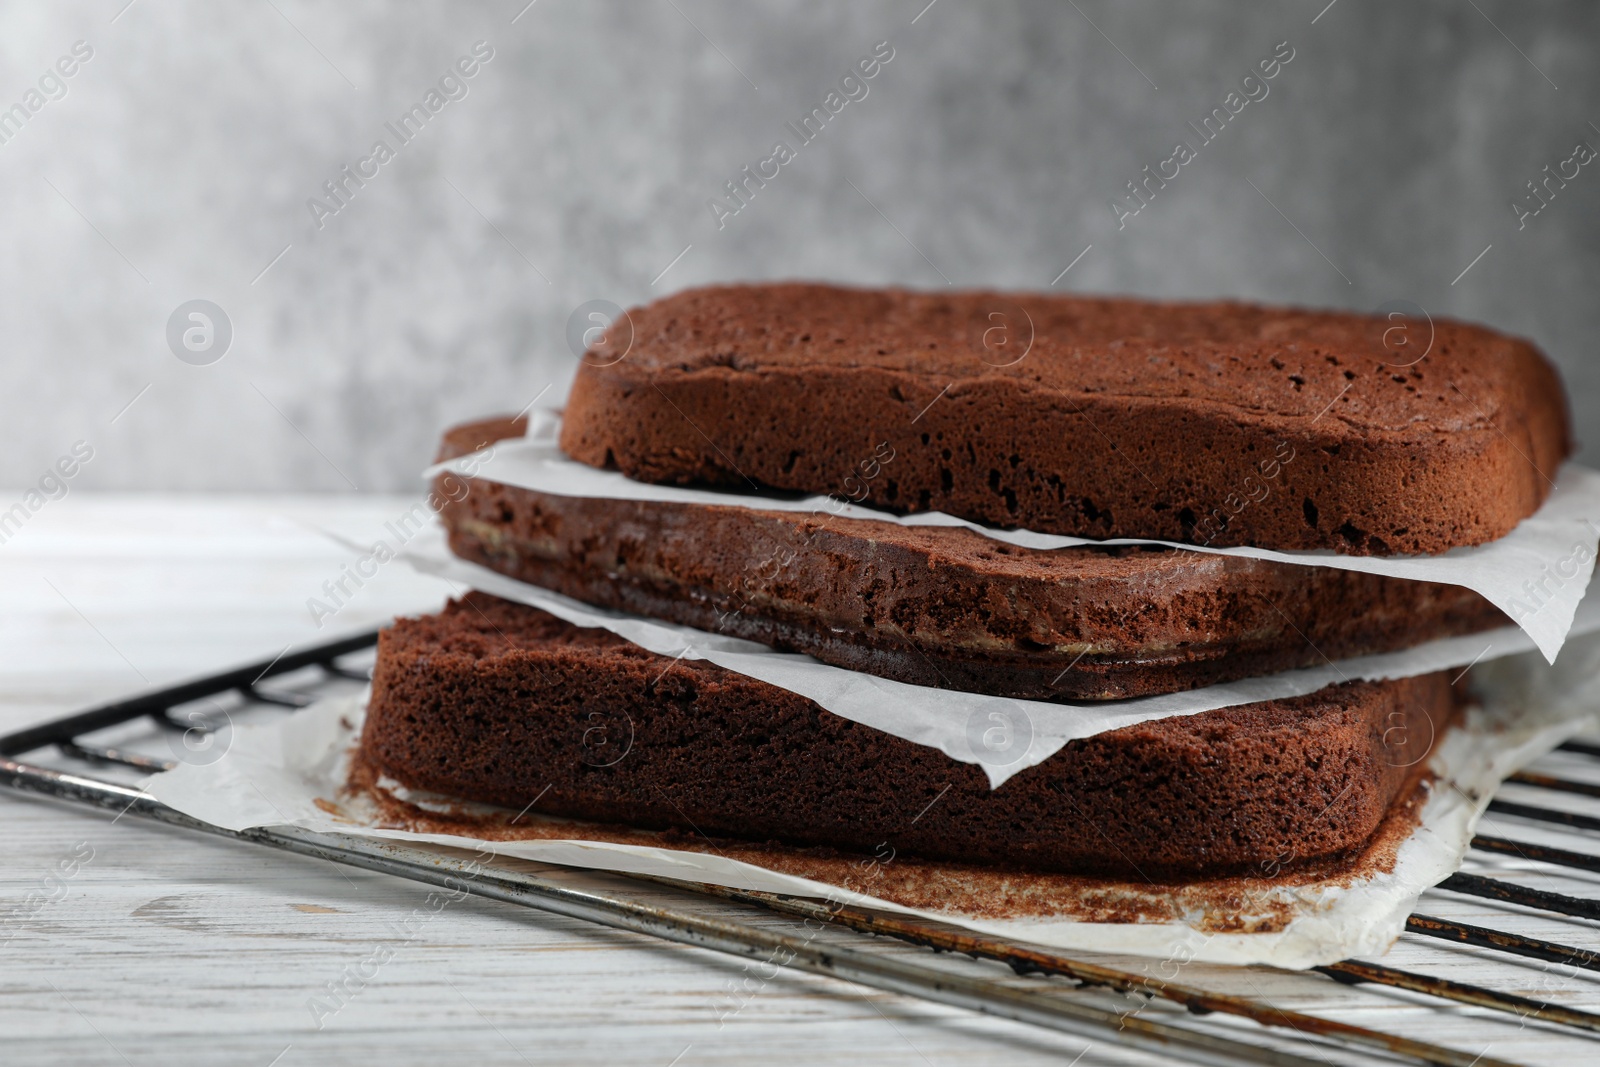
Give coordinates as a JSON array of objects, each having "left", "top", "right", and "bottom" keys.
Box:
[{"left": 560, "top": 283, "right": 1570, "bottom": 554}]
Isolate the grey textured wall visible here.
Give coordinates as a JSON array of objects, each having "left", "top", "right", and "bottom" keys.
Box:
[{"left": 2, "top": 0, "right": 1596, "bottom": 491}]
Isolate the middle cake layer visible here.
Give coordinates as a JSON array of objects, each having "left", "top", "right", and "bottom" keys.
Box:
[{"left": 437, "top": 417, "right": 1507, "bottom": 702}]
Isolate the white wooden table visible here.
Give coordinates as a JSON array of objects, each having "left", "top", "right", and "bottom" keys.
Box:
[{"left": 3, "top": 494, "right": 1599, "bottom": 1066}]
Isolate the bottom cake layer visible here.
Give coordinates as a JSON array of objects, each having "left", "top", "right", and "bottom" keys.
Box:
[{"left": 361, "top": 592, "right": 1453, "bottom": 878}]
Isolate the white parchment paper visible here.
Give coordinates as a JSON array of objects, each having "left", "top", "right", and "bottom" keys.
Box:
[
  {"left": 427, "top": 412, "right": 1600, "bottom": 662},
  {"left": 140, "top": 628, "right": 1600, "bottom": 968},
  {"left": 390, "top": 527, "right": 1600, "bottom": 789}
]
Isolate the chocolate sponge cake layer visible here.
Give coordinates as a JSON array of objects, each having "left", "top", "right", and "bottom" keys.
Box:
[
  {"left": 361, "top": 593, "right": 1453, "bottom": 877},
  {"left": 439, "top": 417, "right": 1506, "bottom": 701},
  {"left": 559, "top": 284, "right": 1570, "bottom": 555}
]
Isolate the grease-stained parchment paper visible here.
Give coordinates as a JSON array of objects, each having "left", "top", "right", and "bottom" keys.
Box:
[
  {"left": 428, "top": 412, "right": 1600, "bottom": 663},
  {"left": 141, "top": 627, "right": 1600, "bottom": 968}
]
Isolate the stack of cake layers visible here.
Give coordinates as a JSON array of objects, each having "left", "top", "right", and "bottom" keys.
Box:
[{"left": 361, "top": 284, "right": 1572, "bottom": 880}]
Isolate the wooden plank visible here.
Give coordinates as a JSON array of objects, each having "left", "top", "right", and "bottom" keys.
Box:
[{"left": 2, "top": 494, "right": 1598, "bottom": 1065}]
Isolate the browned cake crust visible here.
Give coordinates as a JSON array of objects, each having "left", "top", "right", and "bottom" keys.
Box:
[
  {"left": 559, "top": 284, "right": 1570, "bottom": 555},
  {"left": 361, "top": 593, "right": 1452, "bottom": 877},
  {"left": 439, "top": 417, "right": 1507, "bottom": 701}
]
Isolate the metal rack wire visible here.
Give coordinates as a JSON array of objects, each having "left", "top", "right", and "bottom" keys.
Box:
[{"left": 2, "top": 628, "right": 1598, "bottom": 1067}]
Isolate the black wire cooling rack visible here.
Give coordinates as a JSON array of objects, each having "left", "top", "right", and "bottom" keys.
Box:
[{"left": 3, "top": 628, "right": 1599, "bottom": 1067}]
